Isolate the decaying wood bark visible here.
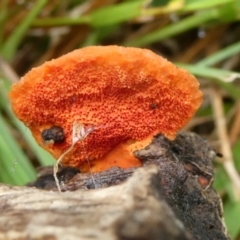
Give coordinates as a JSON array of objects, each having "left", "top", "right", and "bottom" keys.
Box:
[{"left": 0, "top": 132, "right": 230, "bottom": 240}]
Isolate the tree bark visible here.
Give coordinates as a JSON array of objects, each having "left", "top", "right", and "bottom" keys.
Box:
[{"left": 0, "top": 132, "right": 230, "bottom": 240}]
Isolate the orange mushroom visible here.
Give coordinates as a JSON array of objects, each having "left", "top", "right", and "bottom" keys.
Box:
[{"left": 9, "top": 46, "right": 202, "bottom": 174}]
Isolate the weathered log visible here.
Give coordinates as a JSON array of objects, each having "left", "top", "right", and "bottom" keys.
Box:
[{"left": 0, "top": 132, "right": 230, "bottom": 240}]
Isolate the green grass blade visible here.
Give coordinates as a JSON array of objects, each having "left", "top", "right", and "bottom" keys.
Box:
[
  {"left": 197, "top": 41, "right": 240, "bottom": 66},
  {"left": 90, "top": 1, "right": 142, "bottom": 27},
  {"left": 0, "top": 134, "right": 23, "bottom": 185},
  {"left": 224, "top": 201, "right": 240, "bottom": 239},
  {"left": 124, "top": 10, "right": 218, "bottom": 47},
  {"left": 33, "top": 1, "right": 143, "bottom": 27},
  {"left": 177, "top": 64, "right": 240, "bottom": 100},
  {"left": 182, "top": 0, "right": 234, "bottom": 11},
  {"left": 217, "top": 0, "right": 240, "bottom": 22},
  {"left": 213, "top": 165, "right": 230, "bottom": 192},
  {"left": 0, "top": 146, "right": 12, "bottom": 184},
  {"left": 0, "top": 114, "right": 36, "bottom": 185},
  {"left": 233, "top": 139, "right": 240, "bottom": 170},
  {"left": 0, "top": 0, "right": 47, "bottom": 61}
]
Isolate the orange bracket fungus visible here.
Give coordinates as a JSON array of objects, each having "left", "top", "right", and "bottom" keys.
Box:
[{"left": 9, "top": 46, "right": 202, "bottom": 191}]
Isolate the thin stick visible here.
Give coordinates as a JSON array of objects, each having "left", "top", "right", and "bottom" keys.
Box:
[
  {"left": 211, "top": 87, "right": 240, "bottom": 199},
  {"left": 53, "top": 121, "right": 95, "bottom": 192},
  {"left": 54, "top": 123, "right": 79, "bottom": 192},
  {"left": 229, "top": 101, "right": 240, "bottom": 145}
]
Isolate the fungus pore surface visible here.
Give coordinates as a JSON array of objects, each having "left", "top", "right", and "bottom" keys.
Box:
[{"left": 9, "top": 46, "right": 202, "bottom": 172}]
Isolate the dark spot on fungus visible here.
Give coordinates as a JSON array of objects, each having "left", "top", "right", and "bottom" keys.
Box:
[
  {"left": 41, "top": 126, "right": 65, "bottom": 144},
  {"left": 150, "top": 103, "right": 159, "bottom": 110}
]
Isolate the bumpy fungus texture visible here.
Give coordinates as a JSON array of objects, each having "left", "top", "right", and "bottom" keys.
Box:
[{"left": 9, "top": 46, "right": 202, "bottom": 172}]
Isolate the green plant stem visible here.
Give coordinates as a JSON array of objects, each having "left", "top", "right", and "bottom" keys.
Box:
[
  {"left": 124, "top": 10, "right": 218, "bottom": 47},
  {"left": 177, "top": 63, "right": 240, "bottom": 100},
  {"left": 197, "top": 41, "right": 240, "bottom": 66},
  {"left": 181, "top": 0, "right": 233, "bottom": 11},
  {"left": 33, "top": 1, "right": 143, "bottom": 27}
]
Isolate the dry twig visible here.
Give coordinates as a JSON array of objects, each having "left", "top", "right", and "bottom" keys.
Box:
[{"left": 211, "top": 87, "right": 240, "bottom": 199}]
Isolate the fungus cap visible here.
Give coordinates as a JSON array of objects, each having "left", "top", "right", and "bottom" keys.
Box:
[{"left": 9, "top": 46, "right": 202, "bottom": 172}]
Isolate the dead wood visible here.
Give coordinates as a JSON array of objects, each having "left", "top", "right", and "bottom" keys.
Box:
[{"left": 0, "top": 132, "right": 230, "bottom": 240}]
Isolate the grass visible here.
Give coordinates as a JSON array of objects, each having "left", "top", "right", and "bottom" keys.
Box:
[{"left": 0, "top": 0, "right": 240, "bottom": 238}]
